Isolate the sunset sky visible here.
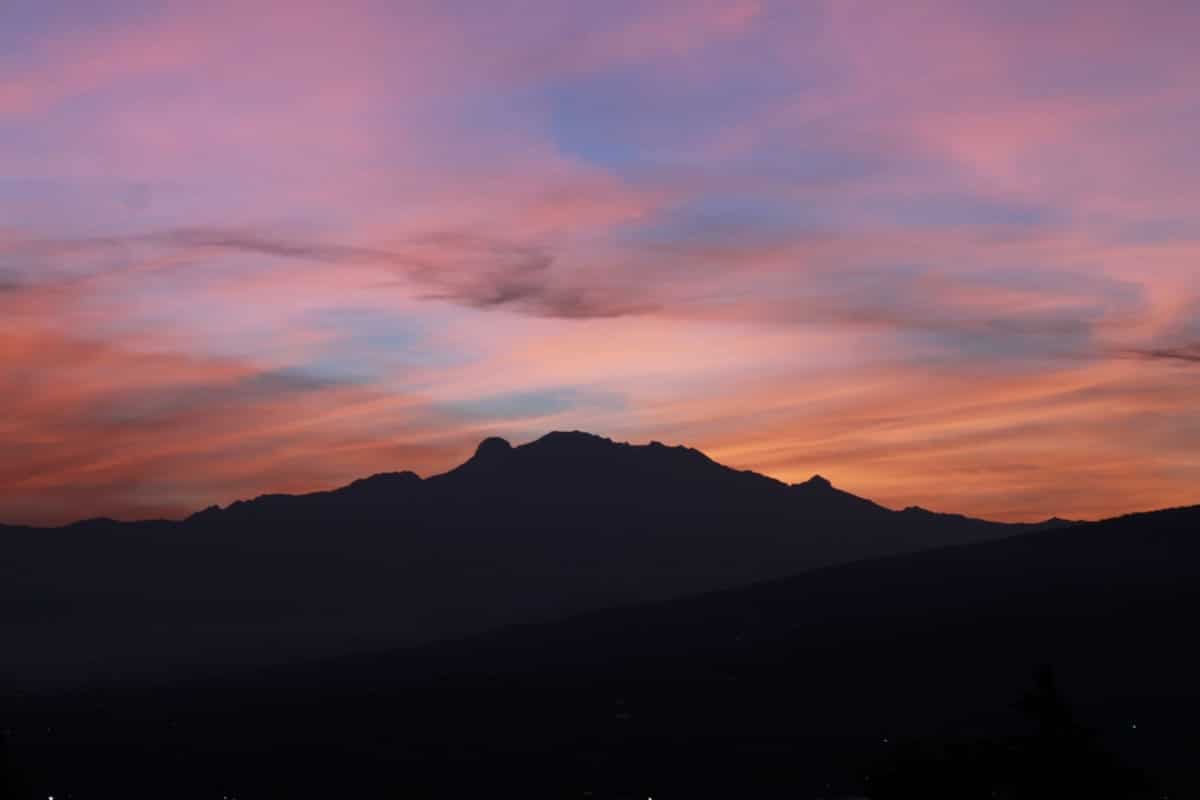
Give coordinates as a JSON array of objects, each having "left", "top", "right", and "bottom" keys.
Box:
[{"left": 3, "top": 0, "right": 1198, "bottom": 525}]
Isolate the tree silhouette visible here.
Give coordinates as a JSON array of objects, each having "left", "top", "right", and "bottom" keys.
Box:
[
  {"left": 868, "top": 666, "right": 1157, "bottom": 799},
  {"left": 1011, "top": 665, "right": 1155, "bottom": 799}
]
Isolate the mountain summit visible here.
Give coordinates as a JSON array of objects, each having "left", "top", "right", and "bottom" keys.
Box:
[{"left": 472, "top": 435, "right": 513, "bottom": 461}]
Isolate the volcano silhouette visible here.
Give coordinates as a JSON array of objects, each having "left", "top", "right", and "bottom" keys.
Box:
[{"left": 1, "top": 431, "right": 1061, "bottom": 686}]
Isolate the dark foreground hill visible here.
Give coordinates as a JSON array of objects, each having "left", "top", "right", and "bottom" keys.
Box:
[
  {"left": 2, "top": 503, "right": 1198, "bottom": 798},
  {"left": 1, "top": 432, "right": 1057, "bottom": 687}
]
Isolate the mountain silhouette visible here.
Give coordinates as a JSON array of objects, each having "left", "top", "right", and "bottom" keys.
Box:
[
  {"left": 4, "top": 495, "right": 1196, "bottom": 797},
  {"left": 1, "top": 431, "right": 1062, "bottom": 687}
]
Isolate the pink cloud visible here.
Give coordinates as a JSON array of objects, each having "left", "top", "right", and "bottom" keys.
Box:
[
  {"left": 0, "top": 321, "right": 483, "bottom": 525},
  {"left": 3, "top": 0, "right": 1200, "bottom": 525}
]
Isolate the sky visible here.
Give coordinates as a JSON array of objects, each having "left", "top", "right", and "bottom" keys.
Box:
[{"left": 2, "top": 0, "right": 1199, "bottom": 525}]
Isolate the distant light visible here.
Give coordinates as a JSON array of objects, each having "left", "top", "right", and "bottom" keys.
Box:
[{"left": 1131, "top": 722, "right": 1138, "bottom": 729}]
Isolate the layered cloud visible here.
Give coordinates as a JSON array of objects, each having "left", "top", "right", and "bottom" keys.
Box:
[{"left": 2, "top": 0, "right": 1198, "bottom": 523}]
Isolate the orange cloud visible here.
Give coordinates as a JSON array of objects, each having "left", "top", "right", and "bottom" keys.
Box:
[{"left": 0, "top": 322, "right": 480, "bottom": 525}]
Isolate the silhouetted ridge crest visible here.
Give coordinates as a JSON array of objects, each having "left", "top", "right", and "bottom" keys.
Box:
[
  {"left": 473, "top": 436, "right": 513, "bottom": 461},
  {"left": 522, "top": 430, "right": 613, "bottom": 455},
  {"left": 324, "top": 471, "right": 425, "bottom": 515},
  {"left": 512, "top": 431, "right": 740, "bottom": 490},
  {"left": 799, "top": 474, "right": 833, "bottom": 489},
  {"left": 349, "top": 470, "right": 420, "bottom": 486},
  {"left": 438, "top": 436, "right": 514, "bottom": 479}
]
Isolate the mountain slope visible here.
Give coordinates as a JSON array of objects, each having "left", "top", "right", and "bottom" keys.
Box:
[
  {"left": 4, "top": 504, "right": 1196, "bottom": 798},
  {"left": 3, "top": 431, "right": 1058, "bottom": 686}
]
